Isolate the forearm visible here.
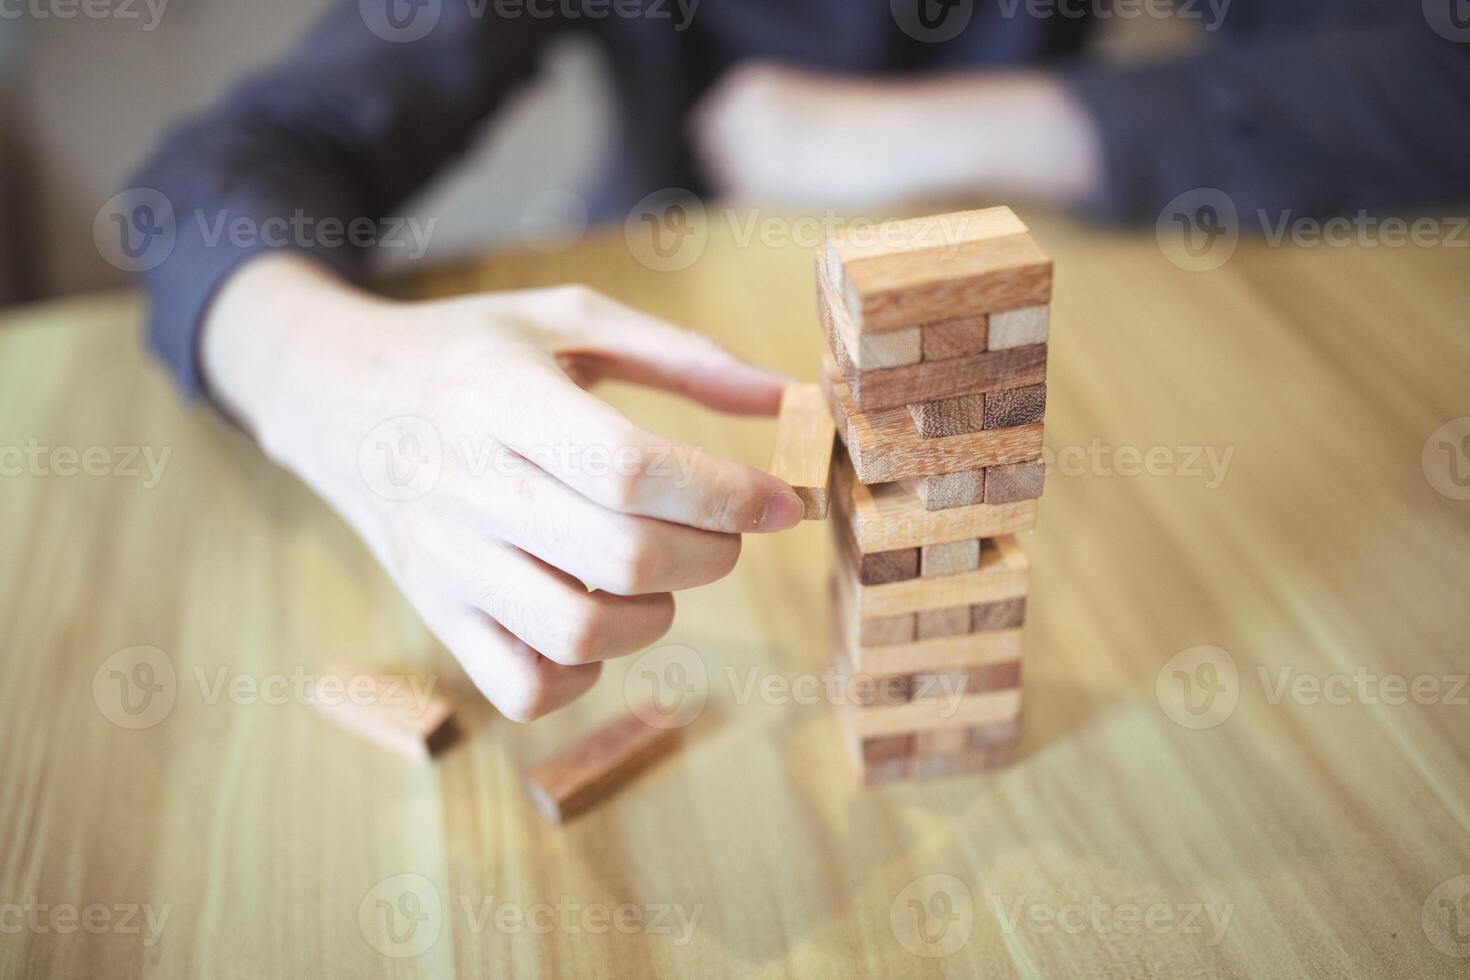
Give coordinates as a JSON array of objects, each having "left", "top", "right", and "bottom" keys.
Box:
[
  {"left": 880, "top": 73, "right": 1104, "bottom": 206},
  {"left": 691, "top": 64, "right": 1103, "bottom": 208},
  {"left": 129, "top": 0, "right": 556, "bottom": 403},
  {"left": 1062, "top": 21, "right": 1470, "bottom": 222}
]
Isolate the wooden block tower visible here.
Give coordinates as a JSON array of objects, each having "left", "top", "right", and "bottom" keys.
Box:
[{"left": 818, "top": 207, "right": 1050, "bottom": 783}]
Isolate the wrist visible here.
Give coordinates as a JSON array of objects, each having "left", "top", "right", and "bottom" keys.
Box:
[{"left": 201, "top": 252, "right": 385, "bottom": 464}]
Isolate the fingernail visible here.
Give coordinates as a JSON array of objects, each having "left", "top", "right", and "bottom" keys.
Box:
[{"left": 756, "top": 491, "right": 804, "bottom": 531}]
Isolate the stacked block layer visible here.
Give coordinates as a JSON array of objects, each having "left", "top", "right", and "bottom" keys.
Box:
[{"left": 817, "top": 207, "right": 1051, "bottom": 783}]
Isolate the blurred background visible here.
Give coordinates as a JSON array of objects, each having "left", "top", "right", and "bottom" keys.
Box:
[{"left": 0, "top": 6, "right": 1192, "bottom": 308}]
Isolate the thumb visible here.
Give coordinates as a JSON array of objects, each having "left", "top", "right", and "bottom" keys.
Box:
[{"left": 551, "top": 287, "right": 789, "bottom": 416}]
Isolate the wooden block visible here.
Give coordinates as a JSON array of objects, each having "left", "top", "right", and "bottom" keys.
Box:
[
  {"left": 525, "top": 707, "right": 680, "bottom": 823},
  {"left": 768, "top": 383, "right": 835, "bottom": 520},
  {"left": 858, "top": 658, "right": 1023, "bottom": 705},
  {"left": 857, "top": 547, "right": 919, "bottom": 585},
  {"left": 972, "top": 597, "right": 1027, "bottom": 632},
  {"left": 833, "top": 454, "right": 1036, "bottom": 551},
  {"left": 824, "top": 206, "right": 1028, "bottom": 295},
  {"left": 838, "top": 231, "right": 1053, "bottom": 333},
  {"left": 853, "top": 628, "right": 1024, "bottom": 677},
  {"left": 970, "top": 716, "right": 1024, "bottom": 746},
  {"left": 845, "top": 670, "right": 913, "bottom": 708},
  {"left": 914, "top": 727, "right": 967, "bottom": 760},
  {"left": 823, "top": 357, "right": 1043, "bottom": 483},
  {"left": 908, "top": 394, "right": 986, "bottom": 439},
  {"left": 841, "top": 344, "right": 1048, "bottom": 413},
  {"left": 851, "top": 687, "right": 1022, "bottom": 738},
  {"left": 833, "top": 568, "right": 1025, "bottom": 673},
  {"left": 836, "top": 707, "right": 912, "bottom": 785},
  {"left": 916, "top": 606, "right": 971, "bottom": 640},
  {"left": 312, "top": 662, "right": 457, "bottom": 761},
  {"left": 989, "top": 305, "right": 1050, "bottom": 350},
  {"left": 984, "top": 460, "right": 1045, "bottom": 504},
  {"left": 828, "top": 511, "right": 920, "bottom": 585},
  {"left": 922, "top": 539, "right": 981, "bottom": 577},
  {"left": 845, "top": 536, "right": 1028, "bottom": 619},
  {"left": 871, "top": 661, "right": 1022, "bottom": 702},
  {"left": 833, "top": 624, "right": 1018, "bottom": 740},
  {"left": 910, "top": 470, "right": 986, "bottom": 511},
  {"left": 968, "top": 660, "right": 1023, "bottom": 693},
  {"left": 910, "top": 670, "right": 970, "bottom": 703},
  {"left": 900, "top": 717, "right": 1025, "bottom": 780},
  {"left": 983, "top": 384, "right": 1047, "bottom": 430},
  {"left": 861, "top": 753, "right": 911, "bottom": 784},
  {"left": 921, "top": 315, "right": 988, "bottom": 360},
  {"left": 860, "top": 612, "right": 916, "bottom": 647},
  {"left": 911, "top": 749, "right": 965, "bottom": 780},
  {"left": 816, "top": 257, "right": 921, "bottom": 370},
  {"left": 864, "top": 733, "right": 913, "bottom": 763}
]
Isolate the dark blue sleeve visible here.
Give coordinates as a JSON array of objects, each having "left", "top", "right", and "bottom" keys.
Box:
[
  {"left": 126, "top": 1, "right": 557, "bottom": 400},
  {"left": 1064, "top": 19, "right": 1470, "bottom": 224}
]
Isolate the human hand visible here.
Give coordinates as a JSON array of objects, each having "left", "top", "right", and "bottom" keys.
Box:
[
  {"left": 690, "top": 62, "right": 1101, "bottom": 206},
  {"left": 203, "top": 254, "right": 802, "bottom": 721}
]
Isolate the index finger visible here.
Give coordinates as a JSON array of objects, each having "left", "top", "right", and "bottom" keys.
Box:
[{"left": 488, "top": 364, "right": 805, "bottom": 534}]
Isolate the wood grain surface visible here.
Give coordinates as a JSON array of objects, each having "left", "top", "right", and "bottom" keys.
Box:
[
  {"left": 767, "top": 382, "right": 835, "bottom": 520},
  {"left": 2, "top": 206, "right": 1469, "bottom": 978},
  {"left": 825, "top": 359, "right": 1046, "bottom": 482}
]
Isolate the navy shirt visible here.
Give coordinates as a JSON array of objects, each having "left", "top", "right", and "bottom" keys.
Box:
[{"left": 127, "top": 0, "right": 1469, "bottom": 400}]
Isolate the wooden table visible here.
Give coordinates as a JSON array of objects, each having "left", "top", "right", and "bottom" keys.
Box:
[{"left": 2, "top": 209, "right": 1468, "bottom": 978}]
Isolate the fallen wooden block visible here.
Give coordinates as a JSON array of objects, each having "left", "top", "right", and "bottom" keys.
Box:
[
  {"left": 768, "top": 382, "right": 836, "bottom": 520},
  {"left": 312, "top": 662, "right": 458, "bottom": 761},
  {"left": 823, "top": 357, "right": 1043, "bottom": 484},
  {"left": 525, "top": 707, "right": 680, "bottom": 824},
  {"left": 832, "top": 455, "right": 1037, "bottom": 551}
]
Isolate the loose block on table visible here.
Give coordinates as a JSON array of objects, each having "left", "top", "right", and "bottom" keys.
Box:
[
  {"left": 312, "top": 662, "right": 457, "bottom": 761},
  {"left": 525, "top": 707, "right": 680, "bottom": 824}
]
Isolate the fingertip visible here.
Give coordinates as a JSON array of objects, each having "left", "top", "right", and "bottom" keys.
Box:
[
  {"left": 685, "top": 360, "right": 790, "bottom": 416},
  {"left": 753, "top": 490, "right": 805, "bottom": 532}
]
